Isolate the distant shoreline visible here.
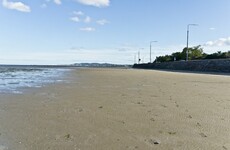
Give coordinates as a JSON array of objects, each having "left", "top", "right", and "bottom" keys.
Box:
[{"left": 0, "top": 63, "right": 132, "bottom": 69}]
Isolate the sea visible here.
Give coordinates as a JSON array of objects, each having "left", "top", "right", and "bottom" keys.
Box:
[{"left": 0, "top": 65, "right": 70, "bottom": 94}]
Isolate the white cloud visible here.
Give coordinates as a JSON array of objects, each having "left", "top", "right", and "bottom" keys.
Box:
[
  {"left": 76, "top": 0, "right": 110, "bottom": 7},
  {"left": 54, "top": 0, "right": 61, "bottom": 5},
  {"left": 2, "top": 0, "right": 31, "bottom": 12},
  {"left": 80, "top": 27, "right": 95, "bottom": 32},
  {"left": 70, "top": 16, "right": 80, "bottom": 22},
  {"left": 97, "top": 19, "right": 109, "bottom": 25},
  {"left": 84, "top": 16, "right": 91, "bottom": 23},
  {"left": 70, "top": 13, "right": 92, "bottom": 24},
  {"left": 73, "top": 11, "right": 84, "bottom": 16},
  {"left": 209, "top": 27, "right": 216, "bottom": 30},
  {"left": 204, "top": 37, "right": 230, "bottom": 47}
]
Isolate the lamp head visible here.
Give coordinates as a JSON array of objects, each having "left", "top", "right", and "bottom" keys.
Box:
[
  {"left": 150, "top": 41, "right": 158, "bottom": 44},
  {"left": 190, "top": 24, "right": 198, "bottom": 26},
  {"left": 188, "top": 24, "right": 199, "bottom": 27}
]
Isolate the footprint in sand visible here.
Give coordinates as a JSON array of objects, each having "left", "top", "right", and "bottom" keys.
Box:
[
  {"left": 161, "top": 104, "right": 167, "bottom": 108},
  {"left": 196, "top": 122, "right": 201, "bottom": 127},
  {"left": 78, "top": 108, "right": 83, "bottom": 112},
  {"left": 65, "top": 134, "right": 70, "bottom": 139},
  {"left": 117, "top": 120, "right": 125, "bottom": 124},
  {"left": 137, "top": 102, "right": 143, "bottom": 105},
  {"left": 168, "top": 131, "right": 177, "bottom": 135},
  {"left": 125, "top": 145, "right": 138, "bottom": 149},
  {"left": 199, "top": 133, "right": 207, "bottom": 138},
  {"left": 150, "top": 118, "right": 155, "bottom": 122},
  {"left": 158, "top": 130, "right": 163, "bottom": 134},
  {"left": 187, "top": 115, "right": 192, "bottom": 119},
  {"left": 151, "top": 95, "right": 158, "bottom": 98},
  {"left": 174, "top": 101, "right": 179, "bottom": 107},
  {"left": 121, "top": 94, "right": 126, "bottom": 97},
  {"left": 148, "top": 139, "right": 160, "bottom": 145}
]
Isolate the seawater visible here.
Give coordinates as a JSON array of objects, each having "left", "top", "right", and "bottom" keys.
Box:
[{"left": 0, "top": 66, "right": 69, "bottom": 94}]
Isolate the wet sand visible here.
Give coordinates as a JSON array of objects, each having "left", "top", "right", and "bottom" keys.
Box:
[{"left": 0, "top": 68, "right": 230, "bottom": 150}]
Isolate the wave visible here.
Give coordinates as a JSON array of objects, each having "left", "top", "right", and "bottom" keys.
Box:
[{"left": 0, "top": 66, "right": 70, "bottom": 94}]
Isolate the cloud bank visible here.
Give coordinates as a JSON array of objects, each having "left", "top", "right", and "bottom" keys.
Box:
[
  {"left": 80, "top": 27, "right": 95, "bottom": 32},
  {"left": 54, "top": 0, "right": 61, "bottom": 5},
  {"left": 73, "top": 11, "right": 84, "bottom": 16},
  {"left": 97, "top": 19, "right": 109, "bottom": 25},
  {"left": 76, "top": 0, "right": 110, "bottom": 7},
  {"left": 70, "top": 16, "right": 80, "bottom": 22},
  {"left": 84, "top": 16, "right": 91, "bottom": 23},
  {"left": 205, "top": 37, "right": 230, "bottom": 47},
  {"left": 209, "top": 27, "right": 216, "bottom": 30},
  {"left": 2, "top": 0, "right": 31, "bottom": 12}
]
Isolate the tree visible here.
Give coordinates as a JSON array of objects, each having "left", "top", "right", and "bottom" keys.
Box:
[
  {"left": 156, "top": 55, "right": 172, "bottom": 62},
  {"left": 182, "top": 45, "right": 204, "bottom": 60},
  {"left": 172, "top": 52, "right": 183, "bottom": 61},
  {"left": 154, "top": 46, "right": 229, "bottom": 63},
  {"left": 205, "top": 51, "right": 230, "bottom": 59}
]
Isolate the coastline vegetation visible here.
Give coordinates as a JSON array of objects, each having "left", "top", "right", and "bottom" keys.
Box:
[{"left": 155, "top": 46, "right": 230, "bottom": 63}]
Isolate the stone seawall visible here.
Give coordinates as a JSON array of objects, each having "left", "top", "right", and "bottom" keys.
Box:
[{"left": 133, "top": 59, "right": 230, "bottom": 73}]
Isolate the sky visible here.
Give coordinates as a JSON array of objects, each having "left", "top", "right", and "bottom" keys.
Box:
[{"left": 0, "top": 0, "right": 230, "bottom": 65}]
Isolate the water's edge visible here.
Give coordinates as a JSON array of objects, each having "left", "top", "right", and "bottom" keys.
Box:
[{"left": 0, "top": 65, "right": 71, "bottom": 94}]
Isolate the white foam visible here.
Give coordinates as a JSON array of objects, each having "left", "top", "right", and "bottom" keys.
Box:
[{"left": 0, "top": 67, "right": 70, "bottom": 94}]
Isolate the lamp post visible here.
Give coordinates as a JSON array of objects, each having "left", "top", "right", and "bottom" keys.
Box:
[
  {"left": 186, "top": 24, "right": 198, "bottom": 61},
  {"left": 134, "top": 53, "right": 136, "bottom": 64},
  {"left": 150, "top": 41, "right": 157, "bottom": 63},
  {"left": 138, "top": 51, "right": 140, "bottom": 64}
]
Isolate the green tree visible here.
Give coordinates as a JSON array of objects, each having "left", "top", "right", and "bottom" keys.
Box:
[
  {"left": 156, "top": 55, "right": 173, "bottom": 62},
  {"left": 154, "top": 46, "right": 229, "bottom": 63},
  {"left": 172, "top": 52, "right": 183, "bottom": 61},
  {"left": 205, "top": 51, "right": 230, "bottom": 59},
  {"left": 182, "top": 45, "right": 204, "bottom": 60}
]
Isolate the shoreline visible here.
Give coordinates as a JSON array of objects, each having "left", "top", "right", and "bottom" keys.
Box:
[
  {"left": 0, "top": 68, "right": 230, "bottom": 149},
  {"left": 0, "top": 67, "right": 72, "bottom": 94}
]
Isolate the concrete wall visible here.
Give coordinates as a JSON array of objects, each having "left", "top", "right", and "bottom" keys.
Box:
[{"left": 133, "top": 59, "right": 230, "bottom": 73}]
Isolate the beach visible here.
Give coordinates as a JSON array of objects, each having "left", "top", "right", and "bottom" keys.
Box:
[{"left": 0, "top": 68, "right": 230, "bottom": 150}]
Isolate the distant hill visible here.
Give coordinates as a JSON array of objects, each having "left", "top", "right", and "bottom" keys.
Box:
[{"left": 72, "top": 63, "right": 131, "bottom": 68}]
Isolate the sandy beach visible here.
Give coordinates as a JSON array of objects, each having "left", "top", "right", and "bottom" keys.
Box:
[{"left": 0, "top": 68, "right": 230, "bottom": 150}]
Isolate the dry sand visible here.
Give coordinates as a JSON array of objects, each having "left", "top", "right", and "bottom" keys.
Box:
[{"left": 0, "top": 68, "right": 230, "bottom": 150}]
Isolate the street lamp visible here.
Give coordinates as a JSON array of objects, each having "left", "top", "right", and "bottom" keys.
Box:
[
  {"left": 134, "top": 53, "right": 136, "bottom": 64},
  {"left": 150, "top": 41, "right": 157, "bottom": 63},
  {"left": 186, "top": 24, "right": 198, "bottom": 61}
]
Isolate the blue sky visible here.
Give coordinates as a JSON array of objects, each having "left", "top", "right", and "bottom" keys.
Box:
[{"left": 0, "top": 0, "right": 230, "bottom": 64}]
